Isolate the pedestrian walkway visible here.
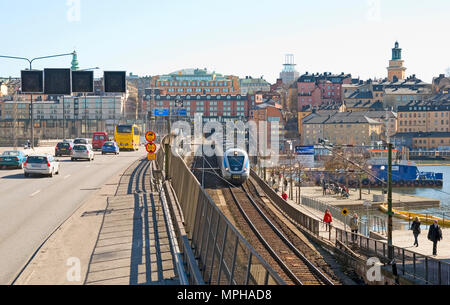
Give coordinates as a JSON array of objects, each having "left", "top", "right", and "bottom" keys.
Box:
[{"left": 84, "top": 159, "right": 179, "bottom": 285}]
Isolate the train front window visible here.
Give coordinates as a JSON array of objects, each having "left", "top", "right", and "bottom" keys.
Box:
[{"left": 227, "top": 156, "right": 244, "bottom": 171}]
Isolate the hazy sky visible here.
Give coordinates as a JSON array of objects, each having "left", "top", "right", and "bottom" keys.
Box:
[{"left": 0, "top": 0, "right": 449, "bottom": 83}]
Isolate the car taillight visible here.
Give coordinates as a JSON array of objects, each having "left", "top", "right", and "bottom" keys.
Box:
[
  {"left": 55, "top": 146, "right": 58, "bottom": 150},
  {"left": 24, "top": 161, "right": 27, "bottom": 167},
  {"left": 47, "top": 161, "right": 51, "bottom": 167},
  {"left": 14, "top": 158, "right": 19, "bottom": 161}
]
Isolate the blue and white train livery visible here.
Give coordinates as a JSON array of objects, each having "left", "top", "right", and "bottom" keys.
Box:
[{"left": 219, "top": 148, "right": 250, "bottom": 184}]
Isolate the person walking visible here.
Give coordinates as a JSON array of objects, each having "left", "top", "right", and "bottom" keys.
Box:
[
  {"left": 323, "top": 209, "right": 333, "bottom": 232},
  {"left": 349, "top": 213, "right": 360, "bottom": 243},
  {"left": 282, "top": 192, "right": 288, "bottom": 201},
  {"left": 428, "top": 220, "right": 443, "bottom": 256},
  {"left": 410, "top": 217, "right": 421, "bottom": 247},
  {"left": 322, "top": 179, "right": 327, "bottom": 196}
]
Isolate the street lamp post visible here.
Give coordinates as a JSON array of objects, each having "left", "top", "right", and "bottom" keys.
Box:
[{"left": 0, "top": 52, "right": 76, "bottom": 148}]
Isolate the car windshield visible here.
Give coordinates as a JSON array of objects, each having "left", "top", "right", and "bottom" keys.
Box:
[
  {"left": 104, "top": 142, "right": 114, "bottom": 146},
  {"left": 73, "top": 145, "right": 87, "bottom": 151},
  {"left": 27, "top": 156, "right": 47, "bottom": 164},
  {"left": 117, "top": 125, "right": 132, "bottom": 133},
  {"left": 2, "top": 151, "right": 19, "bottom": 156},
  {"left": 74, "top": 139, "right": 88, "bottom": 144}
]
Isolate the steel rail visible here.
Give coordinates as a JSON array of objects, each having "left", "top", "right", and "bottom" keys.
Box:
[
  {"left": 228, "top": 186, "right": 303, "bottom": 285},
  {"left": 242, "top": 184, "right": 335, "bottom": 285}
]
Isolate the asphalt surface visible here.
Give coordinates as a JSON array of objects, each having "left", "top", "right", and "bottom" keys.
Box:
[{"left": 0, "top": 149, "right": 146, "bottom": 284}]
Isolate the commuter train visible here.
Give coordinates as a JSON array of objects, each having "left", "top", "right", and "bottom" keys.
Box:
[{"left": 218, "top": 147, "right": 250, "bottom": 185}]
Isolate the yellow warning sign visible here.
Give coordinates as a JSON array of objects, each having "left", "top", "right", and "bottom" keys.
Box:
[
  {"left": 341, "top": 208, "right": 349, "bottom": 217},
  {"left": 147, "top": 153, "right": 156, "bottom": 161}
]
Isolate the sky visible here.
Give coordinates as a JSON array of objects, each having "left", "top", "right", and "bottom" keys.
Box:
[{"left": 0, "top": 0, "right": 449, "bottom": 83}]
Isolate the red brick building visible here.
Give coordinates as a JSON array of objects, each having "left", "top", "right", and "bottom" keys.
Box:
[
  {"left": 153, "top": 94, "right": 248, "bottom": 118},
  {"left": 297, "top": 72, "right": 352, "bottom": 110}
]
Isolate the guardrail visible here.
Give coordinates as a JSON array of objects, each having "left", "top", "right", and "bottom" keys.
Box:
[
  {"left": 333, "top": 226, "right": 450, "bottom": 285},
  {"left": 156, "top": 142, "right": 284, "bottom": 285}
]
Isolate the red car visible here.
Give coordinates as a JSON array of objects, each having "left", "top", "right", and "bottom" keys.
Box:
[{"left": 92, "top": 132, "right": 108, "bottom": 150}]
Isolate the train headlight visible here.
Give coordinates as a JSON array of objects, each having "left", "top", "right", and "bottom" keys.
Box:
[{"left": 226, "top": 168, "right": 229, "bottom": 171}]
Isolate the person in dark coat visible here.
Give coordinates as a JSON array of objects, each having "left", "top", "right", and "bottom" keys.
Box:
[
  {"left": 427, "top": 220, "right": 443, "bottom": 256},
  {"left": 410, "top": 217, "right": 421, "bottom": 247}
]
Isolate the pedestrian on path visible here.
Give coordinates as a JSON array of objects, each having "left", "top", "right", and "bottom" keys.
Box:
[
  {"left": 282, "top": 192, "right": 288, "bottom": 201},
  {"left": 349, "top": 213, "right": 360, "bottom": 243},
  {"left": 410, "top": 217, "right": 421, "bottom": 247},
  {"left": 322, "top": 179, "right": 327, "bottom": 196},
  {"left": 427, "top": 220, "right": 443, "bottom": 256},
  {"left": 323, "top": 209, "right": 333, "bottom": 232}
]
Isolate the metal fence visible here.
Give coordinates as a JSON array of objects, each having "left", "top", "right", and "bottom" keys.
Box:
[
  {"left": 156, "top": 142, "right": 284, "bottom": 285},
  {"left": 300, "top": 196, "right": 387, "bottom": 236},
  {"left": 333, "top": 226, "right": 450, "bottom": 285}
]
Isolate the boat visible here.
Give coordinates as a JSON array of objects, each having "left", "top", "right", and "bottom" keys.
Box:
[
  {"left": 362, "top": 148, "right": 443, "bottom": 188},
  {"left": 379, "top": 204, "right": 450, "bottom": 227}
]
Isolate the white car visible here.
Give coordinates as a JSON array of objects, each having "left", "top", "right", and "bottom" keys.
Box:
[
  {"left": 71, "top": 144, "right": 95, "bottom": 161},
  {"left": 24, "top": 154, "right": 60, "bottom": 178}
]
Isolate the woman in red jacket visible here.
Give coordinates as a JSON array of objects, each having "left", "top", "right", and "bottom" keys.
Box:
[{"left": 323, "top": 209, "right": 333, "bottom": 232}]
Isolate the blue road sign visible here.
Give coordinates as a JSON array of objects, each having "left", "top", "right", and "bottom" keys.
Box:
[
  {"left": 295, "top": 146, "right": 315, "bottom": 155},
  {"left": 153, "top": 109, "right": 169, "bottom": 116},
  {"left": 153, "top": 108, "right": 187, "bottom": 116}
]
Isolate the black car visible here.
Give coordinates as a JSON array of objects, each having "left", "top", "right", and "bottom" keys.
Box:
[{"left": 55, "top": 142, "right": 73, "bottom": 157}]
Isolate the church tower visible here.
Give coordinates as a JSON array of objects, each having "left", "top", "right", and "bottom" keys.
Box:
[{"left": 387, "top": 41, "right": 406, "bottom": 82}]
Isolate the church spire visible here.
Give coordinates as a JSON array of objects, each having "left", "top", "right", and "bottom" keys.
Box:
[{"left": 71, "top": 51, "right": 79, "bottom": 70}]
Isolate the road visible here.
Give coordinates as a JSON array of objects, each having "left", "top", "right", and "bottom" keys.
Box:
[{"left": 0, "top": 149, "right": 146, "bottom": 284}]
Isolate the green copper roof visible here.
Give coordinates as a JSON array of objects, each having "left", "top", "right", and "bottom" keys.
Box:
[{"left": 71, "top": 51, "right": 79, "bottom": 70}]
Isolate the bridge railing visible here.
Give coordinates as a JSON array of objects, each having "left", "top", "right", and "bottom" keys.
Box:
[
  {"left": 333, "top": 227, "right": 450, "bottom": 285},
  {"left": 156, "top": 143, "right": 284, "bottom": 285}
]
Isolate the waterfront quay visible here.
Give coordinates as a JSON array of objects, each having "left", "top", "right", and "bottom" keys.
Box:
[{"left": 300, "top": 186, "right": 441, "bottom": 210}]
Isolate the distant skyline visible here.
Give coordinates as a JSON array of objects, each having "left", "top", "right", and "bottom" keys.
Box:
[{"left": 0, "top": 0, "right": 449, "bottom": 83}]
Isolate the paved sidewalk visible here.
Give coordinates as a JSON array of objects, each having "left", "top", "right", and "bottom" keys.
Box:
[{"left": 15, "top": 159, "right": 180, "bottom": 285}]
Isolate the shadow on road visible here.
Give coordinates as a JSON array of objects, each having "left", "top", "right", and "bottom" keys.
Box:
[{"left": 1, "top": 173, "right": 47, "bottom": 179}]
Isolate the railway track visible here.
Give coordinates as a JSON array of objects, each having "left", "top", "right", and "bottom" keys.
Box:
[
  {"left": 192, "top": 153, "right": 339, "bottom": 285},
  {"left": 225, "top": 184, "right": 336, "bottom": 285}
]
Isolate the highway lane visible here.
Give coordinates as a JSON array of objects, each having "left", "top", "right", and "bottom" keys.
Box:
[{"left": 0, "top": 149, "right": 146, "bottom": 284}]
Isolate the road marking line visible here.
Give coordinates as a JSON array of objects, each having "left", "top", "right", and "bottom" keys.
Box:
[
  {"left": 30, "top": 190, "right": 41, "bottom": 197},
  {"left": 64, "top": 175, "right": 71, "bottom": 180}
]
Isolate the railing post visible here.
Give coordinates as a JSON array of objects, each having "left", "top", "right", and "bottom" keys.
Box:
[
  {"left": 402, "top": 249, "right": 405, "bottom": 275},
  {"left": 245, "top": 253, "right": 253, "bottom": 285},
  {"left": 438, "top": 261, "right": 442, "bottom": 285},
  {"left": 425, "top": 257, "right": 429, "bottom": 284},
  {"left": 413, "top": 253, "right": 416, "bottom": 278},
  {"left": 229, "top": 236, "right": 239, "bottom": 285}
]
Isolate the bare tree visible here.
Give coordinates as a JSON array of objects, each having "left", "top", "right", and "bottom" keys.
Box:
[{"left": 446, "top": 67, "right": 450, "bottom": 77}]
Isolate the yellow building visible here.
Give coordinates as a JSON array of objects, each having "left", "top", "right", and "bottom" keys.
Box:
[
  {"left": 302, "top": 112, "right": 384, "bottom": 145},
  {"left": 397, "top": 96, "right": 450, "bottom": 133}
]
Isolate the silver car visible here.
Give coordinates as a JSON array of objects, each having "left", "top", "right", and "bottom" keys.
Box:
[
  {"left": 71, "top": 144, "right": 95, "bottom": 161},
  {"left": 24, "top": 154, "right": 60, "bottom": 178}
]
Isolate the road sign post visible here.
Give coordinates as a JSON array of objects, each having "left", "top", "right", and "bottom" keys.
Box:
[
  {"left": 342, "top": 208, "right": 349, "bottom": 231},
  {"left": 145, "top": 130, "right": 157, "bottom": 162}
]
